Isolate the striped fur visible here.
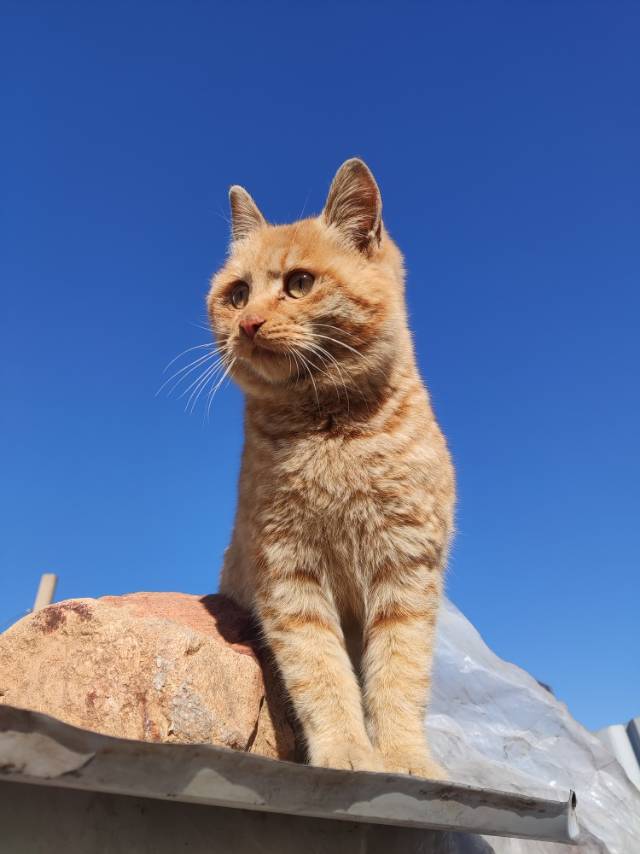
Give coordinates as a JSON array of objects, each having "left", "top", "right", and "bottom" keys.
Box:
[{"left": 207, "top": 160, "right": 455, "bottom": 777}]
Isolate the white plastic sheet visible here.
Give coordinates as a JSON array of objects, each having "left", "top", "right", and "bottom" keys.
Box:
[{"left": 429, "top": 599, "right": 640, "bottom": 853}]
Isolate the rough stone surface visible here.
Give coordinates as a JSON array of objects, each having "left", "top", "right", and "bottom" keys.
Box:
[{"left": 0, "top": 592, "right": 295, "bottom": 761}]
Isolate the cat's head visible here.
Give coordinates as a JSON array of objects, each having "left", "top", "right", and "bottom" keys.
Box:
[{"left": 207, "top": 159, "right": 408, "bottom": 403}]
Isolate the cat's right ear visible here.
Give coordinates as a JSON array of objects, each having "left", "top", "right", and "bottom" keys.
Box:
[
  {"left": 229, "top": 186, "right": 267, "bottom": 242},
  {"left": 322, "top": 159, "right": 382, "bottom": 254}
]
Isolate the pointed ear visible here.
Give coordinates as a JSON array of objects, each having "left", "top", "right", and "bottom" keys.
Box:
[
  {"left": 229, "top": 185, "right": 267, "bottom": 242},
  {"left": 322, "top": 158, "right": 382, "bottom": 253}
]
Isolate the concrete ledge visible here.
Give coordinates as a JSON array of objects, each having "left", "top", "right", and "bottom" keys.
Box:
[{"left": 0, "top": 705, "right": 579, "bottom": 850}]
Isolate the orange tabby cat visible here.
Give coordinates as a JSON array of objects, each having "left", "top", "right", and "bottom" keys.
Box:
[{"left": 207, "top": 159, "right": 455, "bottom": 777}]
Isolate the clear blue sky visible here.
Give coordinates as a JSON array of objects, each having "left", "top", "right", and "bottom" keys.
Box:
[{"left": 1, "top": 2, "right": 638, "bottom": 731}]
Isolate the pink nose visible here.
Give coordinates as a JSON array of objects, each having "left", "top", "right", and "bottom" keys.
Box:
[{"left": 240, "top": 316, "right": 265, "bottom": 340}]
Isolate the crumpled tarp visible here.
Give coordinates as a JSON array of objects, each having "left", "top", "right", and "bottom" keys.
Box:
[{"left": 429, "top": 599, "right": 640, "bottom": 853}]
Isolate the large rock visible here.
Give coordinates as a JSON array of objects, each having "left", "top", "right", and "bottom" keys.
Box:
[
  {"left": 429, "top": 600, "right": 640, "bottom": 853},
  {"left": 0, "top": 592, "right": 295, "bottom": 761}
]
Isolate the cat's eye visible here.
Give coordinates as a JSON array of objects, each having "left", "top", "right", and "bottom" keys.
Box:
[
  {"left": 285, "top": 270, "right": 315, "bottom": 299},
  {"left": 230, "top": 281, "right": 250, "bottom": 309}
]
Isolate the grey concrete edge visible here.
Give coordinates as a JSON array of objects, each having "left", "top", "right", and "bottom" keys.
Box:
[{"left": 0, "top": 705, "right": 579, "bottom": 844}]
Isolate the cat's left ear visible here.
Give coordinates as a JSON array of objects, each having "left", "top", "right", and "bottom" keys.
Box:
[
  {"left": 322, "top": 158, "right": 382, "bottom": 254},
  {"left": 229, "top": 185, "right": 267, "bottom": 242}
]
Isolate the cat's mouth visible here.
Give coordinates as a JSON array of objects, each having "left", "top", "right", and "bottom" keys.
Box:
[
  {"left": 233, "top": 336, "right": 293, "bottom": 381},
  {"left": 239, "top": 338, "right": 284, "bottom": 361},
  {"left": 234, "top": 335, "right": 326, "bottom": 386}
]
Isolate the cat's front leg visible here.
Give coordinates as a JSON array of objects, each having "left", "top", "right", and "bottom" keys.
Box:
[
  {"left": 257, "top": 562, "right": 382, "bottom": 772},
  {"left": 362, "top": 556, "right": 446, "bottom": 780}
]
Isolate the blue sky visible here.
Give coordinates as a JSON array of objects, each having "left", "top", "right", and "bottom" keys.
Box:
[{"left": 1, "top": 2, "right": 638, "bottom": 731}]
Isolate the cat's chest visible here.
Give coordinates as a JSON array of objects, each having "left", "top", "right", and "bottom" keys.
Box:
[
  {"left": 276, "top": 433, "right": 376, "bottom": 507},
  {"left": 253, "top": 430, "right": 416, "bottom": 538},
  {"left": 244, "top": 412, "right": 438, "bottom": 541}
]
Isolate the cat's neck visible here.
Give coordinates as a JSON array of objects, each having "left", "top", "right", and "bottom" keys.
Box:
[{"left": 243, "top": 351, "right": 423, "bottom": 439}]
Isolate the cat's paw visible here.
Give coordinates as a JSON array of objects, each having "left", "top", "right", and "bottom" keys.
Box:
[
  {"left": 383, "top": 750, "right": 446, "bottom": 781},
  {"left": 312, "top": 743, "right": 385, "bottom": 773}
]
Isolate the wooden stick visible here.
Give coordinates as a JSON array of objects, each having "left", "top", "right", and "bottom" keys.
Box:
[{"left": 33, "top": 574, "right": 58, "bottom": 612}]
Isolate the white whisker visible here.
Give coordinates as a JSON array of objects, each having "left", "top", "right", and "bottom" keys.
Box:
[
  {"left": 288, "top": 347, "right": 304, "bottom": 383},
  {"left": 297, "top": 341, "right": 346, "bottom": 409},
  {"left": 313, "top": 333, "right": 370, "bottom": 363},
  {"left": 157, "top": 351, "right": 221, "bottom": 396},
  {"left": 162, "top": 341, "right": 217, "bottom": 373},
  {"left": 314, "top": 322, "right": 362, "bottom": 342},
  {"left": 183, "top": 360, "right": 226, "bottom": 410},
  {"left": 294, "top": 349, "right": 321, "bottom": 410},
  {"left": 205, "top": 357, "right": 236, "bottom": 421}
]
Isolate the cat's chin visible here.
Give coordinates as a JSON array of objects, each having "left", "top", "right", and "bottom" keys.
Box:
[{"left": 232, "top": 353, "right": 294, "bottom": 392}]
